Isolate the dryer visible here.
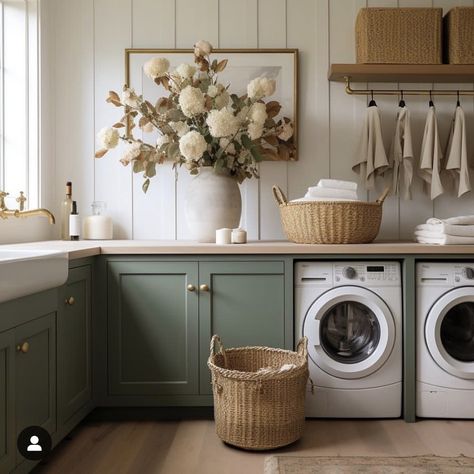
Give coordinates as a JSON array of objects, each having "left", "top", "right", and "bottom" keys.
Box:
[
  {"left": 295, "top": 261, "right": 402, "bottom": 418},
  {"left": 417, "top": 262, "right": 474, "bottom": 418}
]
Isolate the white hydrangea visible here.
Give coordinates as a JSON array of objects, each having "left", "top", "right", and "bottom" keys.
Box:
[
  {"left": 214, "top": 90, "right": 230, "bottom": 110},
  {"left": 194, "top": 40, "right": 213, "bottom": 57},
  {"left": 249, "top": 102, "right": 267, "bottom": 125},
  {"left": 97, "top": 127, "right": 120, "bottom": 149},
  {"left": 179, "top": 131, "right": 207, "bottom": 161},
  {"left": 248, "top": 122, "right": 264, "bottom": 140},
  {"left": 156, "top": 134, "right": 170, "bottom": 147},
  {"left": 169, "top": 121, "right": 190, "bottom": 138},
  {"left": 175, "top": 63, "right": 196, "bottom": 79},
  {"left": 278, "top": 122, "right": 294, "bottom": 141},
  {"left": 178, "top": 86, "right": 206, "bottom": 117},
  {"left": 219, "top": 137, "right": 236, "bottom": 155},
  {"left": 122, "top": 88, "right": 139, "bottom": 108},
  {"left": 247, "top": 76, "right": 276, "bottom": 100},
  {"left": 120, "top": 143, "right": 141, "bottom": 164},
  {"left": 207, "top": 85, "right": 218, "bottom": 98},
  {"left": 206, "top": 109, "right": 240, "bottom": 138},
  {"left": 143, "top": 57, "right": 170, "bottom": 79}
]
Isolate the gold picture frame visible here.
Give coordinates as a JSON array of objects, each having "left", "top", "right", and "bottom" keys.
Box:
[{"left": 125, "top": 48, "right": 299, "bottom": 161}]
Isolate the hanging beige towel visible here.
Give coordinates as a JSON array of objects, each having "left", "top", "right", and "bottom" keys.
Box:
[
  {"left": 388, "top": 106, "right": 414, "bottom": 200},
  {"left": 444, "top": 105, "right": 471, "bottom": 198},
  {"left": 353, "top": 105, "right": 389, "bottom": 190},
  {"left": 418, "top": 106, "right": 444, "bottom": 200}
]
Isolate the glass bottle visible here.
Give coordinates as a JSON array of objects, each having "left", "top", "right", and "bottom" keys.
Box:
[{"left": 60, "top": 181, "right": 73, "bottom": 240}]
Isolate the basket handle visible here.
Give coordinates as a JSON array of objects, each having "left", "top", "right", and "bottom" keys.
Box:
[
  {"left": 210, "top": 335, "right": 228, "bottom": 368},
  {"left": 296, "top": 336, "right": 308, "bottom": 358},
  {"left": 272, "top": 185, "right": 288, "bottom": 206},
  {"left": 376, "top": 187, "right": 391, "bottom": 204}
]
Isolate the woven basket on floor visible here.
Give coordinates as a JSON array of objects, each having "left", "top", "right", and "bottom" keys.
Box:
[
  {"left": 208, "top": 335, "right": 309, "bottom": 451},
  {"left": 444, "top": 7, "right": 474, "bottom": 64},
  {"left": 356, "top": 7, "right": 442, "bottom": 64},
  {"left": 273, "top": 185, "right": 389, "bottom": 245}
]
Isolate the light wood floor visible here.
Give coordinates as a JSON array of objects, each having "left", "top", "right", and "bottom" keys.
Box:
[{"left": 34, "top": 419, "right": 474, "bottom": 474}]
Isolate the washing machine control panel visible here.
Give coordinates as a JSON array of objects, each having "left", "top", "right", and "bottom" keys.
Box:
[
  {"left": 418, "top": 263, "right": 474, "bottom": 286},
  {"left": 334, "top": 263, "right": 400, "bottom": 284}
]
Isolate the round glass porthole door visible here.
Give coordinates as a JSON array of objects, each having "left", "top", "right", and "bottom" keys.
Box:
[
  {"left": 303, "top": 286, "right": 395, "bottom": 379},
  {"left": 425, "top": 288, "right": 474, "bottom": 379}
]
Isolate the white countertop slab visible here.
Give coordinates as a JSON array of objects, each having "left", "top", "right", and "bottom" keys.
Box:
[{"left": 1, "top": 240, "right": 474, "bottom": 259}]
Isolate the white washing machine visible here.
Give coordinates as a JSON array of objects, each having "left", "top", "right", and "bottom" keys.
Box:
[
  {"left": 295, "top": 261, "right": 402, "bottom": 418},
  {"left": 417, "top": 262, "right": 474, "bottom": 418}
]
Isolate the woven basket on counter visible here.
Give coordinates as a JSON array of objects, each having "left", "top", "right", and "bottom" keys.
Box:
[
  {"left": 208, "top": 335, "right": 309, "bottom": 451},
  {"left": 273, "top": 185, "right": 389, "bottom": 245},
  {"left": 444, "top": 7, "right": 474, "bottom": 64},
  {"left": 355, "top": 7, "right": 442, "bottom": 64}
]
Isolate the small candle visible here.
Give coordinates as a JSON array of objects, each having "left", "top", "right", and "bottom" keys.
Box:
[
  {"left": 216, "top": 228, "right": 232, "bottom": 245},
  {"left": 231, "top": 228, "right": 247, "bottom": 244}
]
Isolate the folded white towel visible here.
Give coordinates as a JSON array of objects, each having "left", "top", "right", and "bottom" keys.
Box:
[
  {"left": 427, "top": 216, "right": 474, "bottom": 226},
  {"left": 415, "top": 232, "right": 474, "bottom": 245},
  {"left": 416, "top": 223, "right": 474, "bottom": 238},
  {"left": 291, "top": 197, "right": 358, "bottom": 203},
  {"left": 317, "top": 179, "right": 358, "bottom": 192},
  {"left": 306, "top": 187, "right": 358, "bottom": 201}
]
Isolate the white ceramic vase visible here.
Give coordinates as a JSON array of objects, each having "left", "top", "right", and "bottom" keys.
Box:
[{"left": 185, "top": 167, "right": 242, "bottom": 243}]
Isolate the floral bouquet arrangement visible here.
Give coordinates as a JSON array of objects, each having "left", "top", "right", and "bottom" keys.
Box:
[{"left": 96, "top": 40, "right": 295, "bottom": 192}]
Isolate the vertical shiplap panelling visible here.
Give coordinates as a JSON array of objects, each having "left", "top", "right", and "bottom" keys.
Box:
[
  {"left": 132, "top": 0, "right": 176, "bottom": 239},
  {"left": 219, "top": 0, "right": 259, "bottom": 239},
  {"left": 367, "top": 0, "right": 399, "bottom": 241},
  {"left": 258, "top": 0, "right": 287, "bottom": 240},
  {"left": 94, "top": 0, "right": 133, "bottom": 239},
  {"left": 54, "top": 0, "right": 94, "bottom": 233},
  {"left": 287, "top": 0, "right": 326, "bottom": 198},
  {"left": 329, "top": 0, "right": 368, "bottom": 200},
  {"left": 433, "top": 0, "right": 474, "bottom": 221},
  {"left": 398, "top": 0, "right": 434, "bottom": 240},
  {"left": 175, "top": 0, "right": 219, "bottom": 239}
]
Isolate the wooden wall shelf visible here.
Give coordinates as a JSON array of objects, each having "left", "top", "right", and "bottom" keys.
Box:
[{"left": 328, "top": 64, "right": 474, "bottom": 83}]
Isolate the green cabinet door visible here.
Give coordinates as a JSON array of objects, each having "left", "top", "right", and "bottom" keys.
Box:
[
  {"left": 57, "top": 265, "right": 92, "bottom": 428},
  {"left": 0, "top": 330, "right": 15, "bottom": 473},
  {"left": 199, "top": 261, "right": 286, "bottom": 393},
  {"left": 108, "top": 261, "right": 199, "bottom": 396},
  {"left": 15, "top": 313, "right": 56, "bottom": 460}
]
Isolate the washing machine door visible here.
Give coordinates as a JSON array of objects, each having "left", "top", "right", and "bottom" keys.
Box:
[
  {"left": 303, "top": 286, "right": 395, "bottom": 379},
  {"left": 425, "top": 287, "right": 474, "bottom": 379}
]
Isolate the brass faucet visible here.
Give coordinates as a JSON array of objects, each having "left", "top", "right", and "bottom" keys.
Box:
[{"left": 0, "top": 191, "right": 55, "bottom": 224}]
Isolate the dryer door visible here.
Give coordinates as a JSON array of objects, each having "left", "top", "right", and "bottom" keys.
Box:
[
  {"left": 425, "top": 287, "right": 474, "bottom": 379},
  {"left": 303, "top": 286, "right": 395, "bottom": 379}
]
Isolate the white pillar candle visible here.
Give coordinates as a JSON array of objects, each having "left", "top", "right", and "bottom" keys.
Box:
[
  {"left": 215, "top": 228, "right": 232, "bottom": 245},
  {"left": 231, "top": 228, "right": 247, "bottom": 244}
]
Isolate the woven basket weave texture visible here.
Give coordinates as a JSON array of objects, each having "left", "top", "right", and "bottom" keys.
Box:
[
  {"left": 208, "top": 336, "right": 309, "bottom": 450},
  {"left": 356, "top": 7, "right": 442, "bottom": 64},
  {"left": 444, "top": 7, "right": 474, "bottom": 64}
]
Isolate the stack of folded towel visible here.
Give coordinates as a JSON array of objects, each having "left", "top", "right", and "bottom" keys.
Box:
[
  {"left": 292, "top": 179, "right": 359, "bottom": 202},
  {"left": 415, "top": 216, "right": 474, "bottom": 245}
]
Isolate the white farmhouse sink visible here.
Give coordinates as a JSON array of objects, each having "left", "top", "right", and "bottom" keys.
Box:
[{"left": 0, "top": 249, "right": 68, "bottom": 303}]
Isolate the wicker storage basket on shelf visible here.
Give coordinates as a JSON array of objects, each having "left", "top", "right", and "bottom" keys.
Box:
[
  {"left": 356, "top": 7, "right": 442, "bottom": 64},
  {"left": 273, "top": 185, "right": 389, "bottom": 245},
  {"left": 208, "top": 335, "right": 309, "bottom": 451},
  {"left": 444, "top": 7, "right": 474, "bottom": 64}
]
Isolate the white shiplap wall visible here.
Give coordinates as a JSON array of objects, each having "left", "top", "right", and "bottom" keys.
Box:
[{"left": 51, "top": 0, "right": 474, "bottom": 241}]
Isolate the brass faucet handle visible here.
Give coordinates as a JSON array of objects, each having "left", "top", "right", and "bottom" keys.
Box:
[
  {"left": 0, "top": 191, "right": 8, "bottom": 210},
  {"left": 16, "top": 192, "right": 27, "bottom": 211}
]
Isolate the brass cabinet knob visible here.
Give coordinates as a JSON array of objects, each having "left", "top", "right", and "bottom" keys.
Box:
[
  {"left": 65, "top": 296, "right": 75, "bottom": 306},
  {"left": 16, "top": 342, "right": 29, "bottom": 353},
  {"left": 187, "top": 284, "right": 196, "bottom": 292},
  {"left": 199, "top": 284, "right": 210, "bottom": 292}
]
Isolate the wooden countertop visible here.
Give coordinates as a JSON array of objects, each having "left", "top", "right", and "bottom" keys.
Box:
[{"left": 3, "top": 240, "right": 474, "bottom": 260}]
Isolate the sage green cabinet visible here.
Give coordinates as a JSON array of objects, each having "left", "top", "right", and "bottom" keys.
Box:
[
  {"left": 107, "top": 261, "right": 199, "bottom": 396},
  {"left": 0, "top": 330, "right": 15, "bottom": 474},
  {"left": 57, "top": 265, "right": 92, "bottom": 430},
  {"left": 199, "top": 261, "right": 286, "bottom": 393},
  {"left": 15, "top": 313, "right": 56, "bottom": 460}
]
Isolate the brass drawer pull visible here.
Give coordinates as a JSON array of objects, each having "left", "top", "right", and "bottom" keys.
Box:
[
  {"left": 199, "top": 284, "right": 210, "bottom": 292},
  {"left": 187, "top": 284, "right": 196, "bottom": 292},
  {"left": 16, "top": 342, "right": 29, "bottom": 353},
  {"left": 65, "top": 296, "right": 75, "bottom": 306}
]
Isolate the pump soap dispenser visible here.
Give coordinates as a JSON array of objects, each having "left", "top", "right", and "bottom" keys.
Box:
[{"left": 82, "top": 201, "right": 113, "bottom": 240}]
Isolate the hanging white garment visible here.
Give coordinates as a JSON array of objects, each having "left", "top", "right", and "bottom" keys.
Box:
[
  {"left": 388, "top": 106, "right": 414, "bottom": 200},
  {"left": 418, "top": 106, "right": 444, "bottom": 200},
  {"left": 353, "top": 105, "right": 389, "bottom": 190},
  {"left": 444, "top": 105, "right": 471, "bottom": 198}
]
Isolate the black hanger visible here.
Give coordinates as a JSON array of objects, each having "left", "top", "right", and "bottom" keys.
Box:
[
  {"left": 429, "top": 90, "right": 434, "bottom": 107},
  {"left": 368, "top": 90, "right": 377, "bottom": 107},
  {"left": 456, "top": 91, "right": 461, "bottom": 107},
  {"left": 398, "top": 90, "right": 406, "bottom": 108}
]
